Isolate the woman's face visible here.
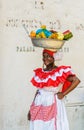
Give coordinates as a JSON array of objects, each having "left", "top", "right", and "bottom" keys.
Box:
[{"left": 43, "top": 52, "right": 54, "bottom": 66}]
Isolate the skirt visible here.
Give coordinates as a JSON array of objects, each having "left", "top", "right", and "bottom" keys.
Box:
[{"left": 29, "top": 89, "right": 69, "bottom": 130}]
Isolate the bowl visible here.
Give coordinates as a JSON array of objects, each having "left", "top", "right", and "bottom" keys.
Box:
[{"left": 30, "top": 37, "right": 65, "bottom": 51}]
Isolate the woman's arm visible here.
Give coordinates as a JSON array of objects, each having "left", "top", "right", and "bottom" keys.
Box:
[
  {"left": 57, "top": 75, "right": 81, "bottom": 99},
  {"left": 63, "top": 75, "right": 80, "bottom": 96}
]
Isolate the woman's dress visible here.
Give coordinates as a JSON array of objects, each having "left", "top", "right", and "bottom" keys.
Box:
[{"left": 29, "top": 66, "right": 75, "bottom": 130}]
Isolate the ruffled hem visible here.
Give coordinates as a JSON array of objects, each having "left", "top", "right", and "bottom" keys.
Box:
[{"left": 31, "top": 65, "right": 75, "bottom": 89}]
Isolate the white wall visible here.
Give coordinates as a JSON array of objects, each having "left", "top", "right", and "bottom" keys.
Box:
[{"left": 0, "top": 0, "right": 84, "bottom": 130}]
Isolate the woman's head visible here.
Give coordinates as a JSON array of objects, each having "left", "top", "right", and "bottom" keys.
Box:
[{"left": 42, "top": 49, "right": 55, "bottom": 67}]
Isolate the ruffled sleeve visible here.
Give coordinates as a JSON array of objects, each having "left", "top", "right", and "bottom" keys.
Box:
[{"left": 31, "top": 66, "right": 75, "bottom": 89}]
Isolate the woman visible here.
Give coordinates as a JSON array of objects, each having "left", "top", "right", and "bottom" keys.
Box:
[{"left": 28, "top": 49, "right": 80, "bottom": 130}]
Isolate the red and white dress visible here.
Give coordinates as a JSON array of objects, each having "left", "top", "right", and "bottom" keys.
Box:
[{"left": 30, "top": 66, "right": 75, "bottom": 130}]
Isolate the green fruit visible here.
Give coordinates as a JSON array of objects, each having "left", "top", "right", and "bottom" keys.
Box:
[
  {"left": 63, "top": 33, "right": 73, "bottom": 40},
  {"left": 36, "top": 34, "right": 41, "bottom": 38}
]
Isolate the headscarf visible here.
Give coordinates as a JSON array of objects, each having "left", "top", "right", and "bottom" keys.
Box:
[
  {"left": 42, "top": 49, "right": 63, "bottom": 60},
  {"left": 43, "top": 49, "right": 56, "bottom": 57}
]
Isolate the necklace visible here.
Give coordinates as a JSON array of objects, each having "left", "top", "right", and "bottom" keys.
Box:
[{"left": 44, "top": 65, "right": 57, "bottom": 71}]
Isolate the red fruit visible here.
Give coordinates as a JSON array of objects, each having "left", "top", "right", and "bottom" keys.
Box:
[{"left": 63, "top": 30, "right": 70, "bottom": 35}]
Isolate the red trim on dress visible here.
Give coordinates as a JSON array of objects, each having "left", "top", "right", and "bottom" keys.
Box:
[{"left": 31, "top": 66, "right": 75, "bottom": 91}]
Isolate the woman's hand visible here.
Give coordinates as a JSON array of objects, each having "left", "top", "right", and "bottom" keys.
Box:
[{"left": 57, "top": 92, "right": 64, "bottom": 99}]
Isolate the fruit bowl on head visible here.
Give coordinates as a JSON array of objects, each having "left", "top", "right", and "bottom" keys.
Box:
[{"left": 30, "top": 37, "right": 65, "bottom": 51}]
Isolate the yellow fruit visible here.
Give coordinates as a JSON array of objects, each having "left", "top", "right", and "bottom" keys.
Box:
[
  {"left": 57, "top": 32, "right": 64, "bottom": 40},
  {"left": 40, "top": 32, "right": 46, "bottom": 38},
  {"left": 41, "top": 25, "right": 46, "bottom": 29}
]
